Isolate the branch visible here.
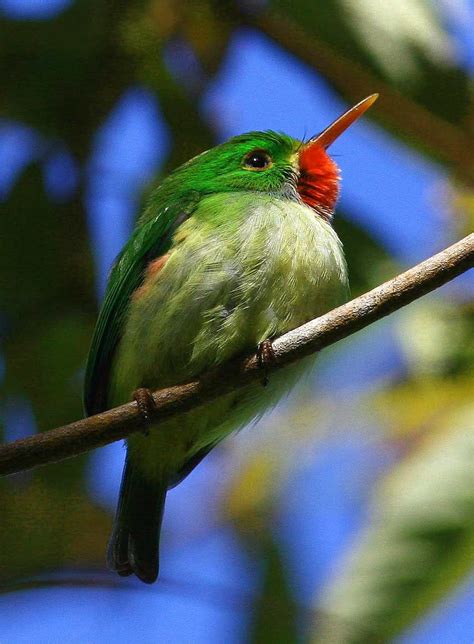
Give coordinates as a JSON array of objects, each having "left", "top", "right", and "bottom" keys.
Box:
[{"left": 1, "top": 235, "right": 472, "bottom": 477}]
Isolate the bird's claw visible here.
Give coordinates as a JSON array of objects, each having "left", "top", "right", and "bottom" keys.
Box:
[
  {"left": 257, "top": 339, "right": 276, "bottom": 387},
  {"left": 133, "top": 388, "right": 155, "bottom": 436}
]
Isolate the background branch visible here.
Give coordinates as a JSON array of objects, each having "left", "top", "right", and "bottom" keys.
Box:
[
  {"left": 241, "top": 9, "right": 474, "bottom": 184},
  {"left": 0, "top": 234, "right": 472, "bottom": 478}
]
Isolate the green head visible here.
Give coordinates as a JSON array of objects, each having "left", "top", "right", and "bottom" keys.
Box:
[
  {"left": 147, "top": 95, "right": 378, "bottom": 221},
  {"left": 172, "top": 131, "right": 299, "bottom": 195}
]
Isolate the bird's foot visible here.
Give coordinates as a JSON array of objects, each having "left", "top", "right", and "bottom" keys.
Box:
[
  {"left": 257, "top": 339, "right": 276, "bottom": 387},
  {"left": 133, "top": 388, "right": 155, "bottom": 436}
]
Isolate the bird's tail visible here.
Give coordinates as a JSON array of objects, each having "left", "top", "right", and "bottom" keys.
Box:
[{"left": 107, "top": 454, "right": 166, "bottom": 584}]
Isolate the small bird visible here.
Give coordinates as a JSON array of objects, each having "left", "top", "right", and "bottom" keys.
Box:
[{"left": 84, "top": 95, "right": 378, "bottom": 583}]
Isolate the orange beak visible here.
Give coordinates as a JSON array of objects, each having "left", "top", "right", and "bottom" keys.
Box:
[{"left": 307, "top": 94, "right": 378, "bottom": 149}]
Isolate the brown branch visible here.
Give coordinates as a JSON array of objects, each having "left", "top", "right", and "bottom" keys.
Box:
[{"left": 0, "top": 234, "right": 472, "bottom": 478}]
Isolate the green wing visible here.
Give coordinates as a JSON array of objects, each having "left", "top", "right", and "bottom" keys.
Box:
[{"left": 84, "top": 192, "right": 200, "bottom": 416}]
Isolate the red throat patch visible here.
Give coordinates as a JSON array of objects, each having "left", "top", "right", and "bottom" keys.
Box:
[{"left": 297, "top": 144, "right": 340, "bottom": 218}]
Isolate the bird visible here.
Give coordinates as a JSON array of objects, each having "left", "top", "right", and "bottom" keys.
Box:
[{"left": 84, "top": 94, "right": 378, "bottom": 584}]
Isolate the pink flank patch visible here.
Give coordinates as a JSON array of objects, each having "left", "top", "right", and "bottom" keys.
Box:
[{"left": 133, "top": 254, "right": 170, "bottom": 301}]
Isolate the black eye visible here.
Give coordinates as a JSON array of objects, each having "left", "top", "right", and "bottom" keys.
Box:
[{"left": 243, "top": 149, "right": 272, "bottom": 171}]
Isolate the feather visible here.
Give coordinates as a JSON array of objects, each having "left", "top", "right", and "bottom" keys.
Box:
[{"left": 107, "top": 456, "right": 166, "bottom": 584}]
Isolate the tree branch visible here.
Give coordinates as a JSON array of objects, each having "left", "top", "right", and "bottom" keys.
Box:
[{"left": 1, "top": 235, "right": 472, "bottom": 478}]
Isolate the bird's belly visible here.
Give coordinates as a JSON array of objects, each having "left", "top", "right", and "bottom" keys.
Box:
[{"left": 111, "top": 194, "right": 348, "bottom": 478}]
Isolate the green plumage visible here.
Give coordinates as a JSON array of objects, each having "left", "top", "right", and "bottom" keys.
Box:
[{"left": 84, "top": 131, "right": 349, "bottom": 583}]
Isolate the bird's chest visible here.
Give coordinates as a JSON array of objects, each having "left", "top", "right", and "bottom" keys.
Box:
[
  {"left": 231, "top": 200, "right": 347, "bottom": 337},
  {"left": 113, "top": 194, "right": 347, "bottom": 393}
]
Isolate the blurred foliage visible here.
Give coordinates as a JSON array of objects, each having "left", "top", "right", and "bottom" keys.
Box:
[
  {"left": 250, "top": 537, "right": 299, "bottom": 644},
  {"left": 272, "top": 0, "right": 471, "bottom": 125},
  {"left": 0, "top": 1, "right": 473, "bottom": 642},
  {"left": 312, "top": 401, "right": 474, "bottom": 643},
  {"left": 256, "top": 0, "right": 474, "bottom": 179},
  {"left": 1, "top": 477, "right": 110, "bottom": 582}
]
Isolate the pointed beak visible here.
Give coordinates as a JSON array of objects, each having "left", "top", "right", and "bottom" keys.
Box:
[{"left": 307, "top": 94, "right": 378, "bottom": 149}]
